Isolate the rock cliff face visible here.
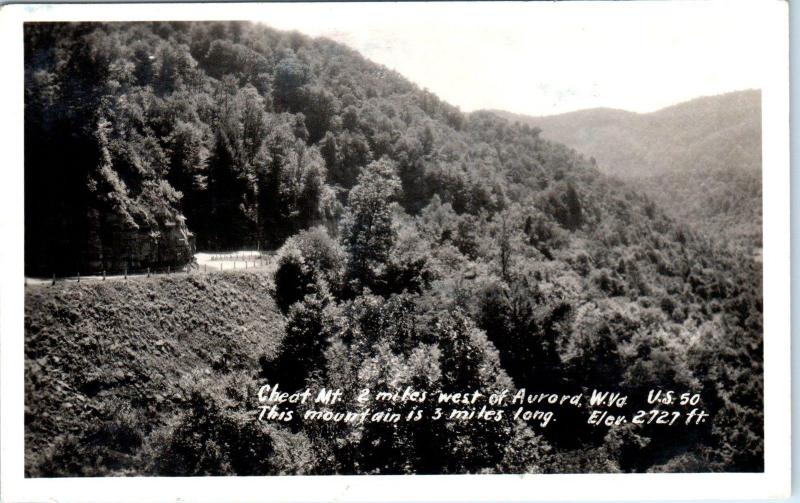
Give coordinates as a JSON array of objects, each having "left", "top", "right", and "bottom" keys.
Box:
[
  {"left": 25, "top": 210, "right": 194, "bottom": 277},
  {"left": 85, "top": 211, "right": 195, "bottom": 275}
]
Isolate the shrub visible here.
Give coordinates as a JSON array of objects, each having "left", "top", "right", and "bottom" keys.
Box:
[
  {"left": 589, "top": 268, "right": 626, "bottom": 296},
  {"left": 379, "top": 225, "right": 437, "bottom": 296},
  {"left": 147, "top": 379, "right": 279, "bottom": 476},
  {"left": 293, "top": 226, "right": 346, "bottom": 293},
  {"left": 273, "top": 244, "right": 315, "bottom": 312},
  {"left": 263, "top": 292, "right": 332, "bottom": 391},
  {"left": 31, "top": 401, "right": 145, "bottom": 477}
]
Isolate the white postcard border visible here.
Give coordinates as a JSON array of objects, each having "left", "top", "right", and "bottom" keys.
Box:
[{"left": 0, "top": 2, "right": 790, "bottom": 501}]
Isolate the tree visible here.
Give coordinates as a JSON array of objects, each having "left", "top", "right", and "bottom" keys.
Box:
[
  {"left": 499, "top": 212, "right": 513, "bottom": 281},
  {"left": 546, "top": 180, "right": 583, "bottom": 231},
  {"left": 266, "top": 291, "right": 332, "bottom": 390},
  {"left": 273, "top": 57, "right": 310, "bottom": 112},
  {"left": 259, "top": 118, "right": 329, "bottom": 248},
  {"left": 302, "top": 86, "right": 338, "bottom": 143},
  {"left": 205, "top": 124, "right": 256, "bottom": 249},
  {"left": 341, "top": 158, "right": 402, "bottom": 293},
  {"left": 492, "top": 205, "right": 525, "bottom": 281}
]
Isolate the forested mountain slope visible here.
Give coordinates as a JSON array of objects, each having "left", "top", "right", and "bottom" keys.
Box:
[
  {"left": 24, "top": 22, "right": 762, "bottom": 475},
  {"left": 493, "top": 91, "right": 762, "bottom": 249}
]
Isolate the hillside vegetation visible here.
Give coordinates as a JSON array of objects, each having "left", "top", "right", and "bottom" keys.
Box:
[
  {"left": 25, "top": 22, "right": 763, "bottom": 475},
  {"left": 25, "top": 272, "right": 286, "bottom": 476},
  {"left": 494, "top": 91, "right": 762, "bottom": 249}
]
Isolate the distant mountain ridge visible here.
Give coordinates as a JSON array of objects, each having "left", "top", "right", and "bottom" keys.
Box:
[
  {"left": 24, "top": 22, "right": 763, "bottom": 476},
  {"left": 491, "top": 90, "right": 762, "bottom": 248}
]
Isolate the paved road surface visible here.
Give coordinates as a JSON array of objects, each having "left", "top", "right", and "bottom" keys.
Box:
[{"left": 26, "top": 251, "right": 276, "bottom": 286}]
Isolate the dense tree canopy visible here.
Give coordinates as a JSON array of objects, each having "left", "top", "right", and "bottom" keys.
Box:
[
  {"left": 498, "top": 91, "right": 763, "bottom": 252},
  {"left": 24, "top": 21, "right": 762, "bottom": 475}
]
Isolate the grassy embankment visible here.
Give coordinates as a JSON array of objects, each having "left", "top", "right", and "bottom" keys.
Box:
[{"left": 25, "top": 271, "right": 286, "bottom": 476}]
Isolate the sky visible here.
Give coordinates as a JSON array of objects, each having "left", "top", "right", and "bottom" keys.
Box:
[{"left": 248, "top": 1, "right": 771, "bottom": 117}]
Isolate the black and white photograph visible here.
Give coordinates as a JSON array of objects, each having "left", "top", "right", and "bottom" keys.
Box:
[{"left": 0, "top": 0, "right": 791, "bottom": 501}]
